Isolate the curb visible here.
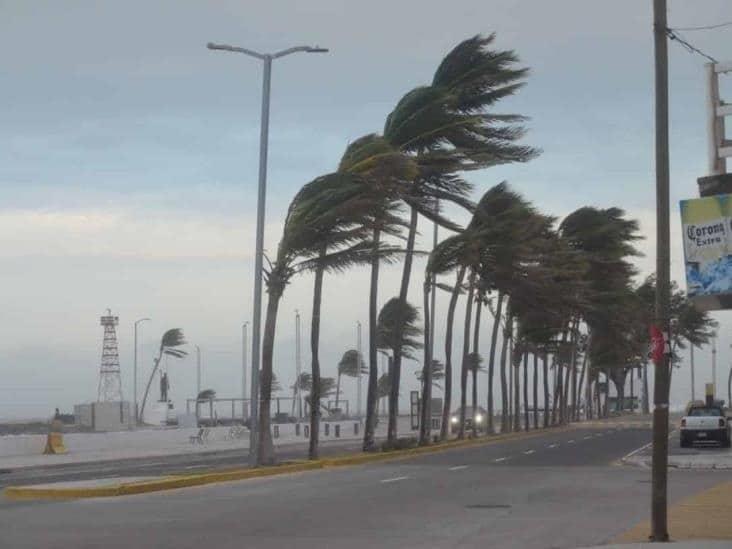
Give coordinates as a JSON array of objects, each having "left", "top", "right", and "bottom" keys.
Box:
[{"left": 4, "top": 424, "right": 576, "bottom": 500}]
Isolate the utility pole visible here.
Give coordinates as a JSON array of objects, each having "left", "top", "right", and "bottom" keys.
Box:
[
  {"left": 650, "top": 0, "right": 670, "bottom": 541},
  {"left": 690, "top": 345, "right": 695, "bottom": 402},
  {"left": 357, "top": 321, "right": 363, "bottom": 417},
  {"left": 712, "top": 337, "right": 717, "bottom": 398}
]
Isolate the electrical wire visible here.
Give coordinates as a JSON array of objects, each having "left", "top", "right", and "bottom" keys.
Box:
[
  {"left": 666, "top": 28, "right": 718, "bottom": 64},
  {"left": 673, "top": 21, "right": 732, "bottom": 31}
]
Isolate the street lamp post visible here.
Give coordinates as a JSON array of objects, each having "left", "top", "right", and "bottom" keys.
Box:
[
  {"left": 133, "top": 318, "right": 150, "bottom": 425},
  {"left": 242, "top": 322, "right": 249, "bottom": 420},
  {"left": 207, "top": 41, "right": 327, "bottom": 465},
  {"left": 195, "top": 345, "right": 202, "bottom": 423}
]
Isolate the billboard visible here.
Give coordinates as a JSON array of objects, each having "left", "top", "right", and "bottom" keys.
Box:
[{"left": 680, "top": 194, "right": 732, "bottom": 310}]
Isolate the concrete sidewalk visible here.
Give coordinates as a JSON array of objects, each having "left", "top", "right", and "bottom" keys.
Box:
[
  {"left": 581, "top": 539, "right": 730, "bottom": 549},
  {"left": 613, "top": 480, "right": 732, "bottom": 544}
]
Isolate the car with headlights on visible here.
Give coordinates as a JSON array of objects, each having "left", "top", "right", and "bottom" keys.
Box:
[{"left": 450, "top": 406, "right": 488, "bottom": 434}]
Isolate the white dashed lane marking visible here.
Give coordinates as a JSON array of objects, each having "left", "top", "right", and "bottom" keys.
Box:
[
  {"left": 380, "top": 476, "right": 409, "bottom": 483},
  {"left": 523, "top": 450, "right": 535, "bottom": 455},
  {"left": 494, "top": 457, "right": 509, "bottom": 462},
  {"left": 449, "top": 465, "right": 469, "bottom": 471},
  {"left": 548, "top": 444, "right": 559, "bottom": 448}
]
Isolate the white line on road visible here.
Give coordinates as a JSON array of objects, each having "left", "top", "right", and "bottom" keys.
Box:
[
  {"left": 583, "top": 436, "right": 592, "bottom": 440},
  {"left": 547, "top": 444, "right": 558, "bottom": 448},
  {"left": 523, "top": 450, "right": 535, "bottom": 455},
  {"left": 494, "top": 457, "right": 508, "bottom": 462},
  {"left": 380, "top": 476, "right": 409, "bottom": 483},
  {"left": 185, "top": 465, "right": 207, "bottom": 469},
  {"left": 448, "top": 465, "right": 469, "bottom": 471},
  {"left": 568, "top": 440, "right": 576, "bottom": 444}
]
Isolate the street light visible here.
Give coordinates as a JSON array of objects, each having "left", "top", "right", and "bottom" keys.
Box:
[
  {"left": 207, "top": 41, "right": 328, "bottom": 465},
  {"left": 133, "top": 317, "right": 151, "bottom": 425},
  {"left": 242, "top": 321, "right": 249, "bottom": 420}
]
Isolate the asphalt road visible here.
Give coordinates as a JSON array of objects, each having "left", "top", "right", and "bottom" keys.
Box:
[
  {"left": 0, "top": 437, "right": 368, "bottom": 489},
  {"left": 3, "top": 426, "right": 731, "bottom": 549}
]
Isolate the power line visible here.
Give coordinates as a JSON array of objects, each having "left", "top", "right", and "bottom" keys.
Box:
[
  {"left": 666, "top": 28, "right": 718, "bottom": 63},
  {"left": 673, "top": 21, "right": 732, "bottom": 31}
]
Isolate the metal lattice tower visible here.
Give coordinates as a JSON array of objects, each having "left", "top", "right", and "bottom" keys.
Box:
[{"left": 98, "top": 309, "right": 123, "bottom": 402}]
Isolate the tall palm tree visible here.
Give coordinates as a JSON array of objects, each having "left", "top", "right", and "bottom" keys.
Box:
[
  {"left": 139, "top": 329, "right": 187, "bottom": 424},
  {"left": 559, "top": 206, "right": 642, "bottom": 421},
  {"left": 383, "top": 35, "right": 539, "bottom": 442},
  {"left": 337, "top": 134, "right": 415, "bottom": 452},
  {"left": 257, "top": 172, "right": 384, "bottom": 465},
  {"left": 336, "top": 350, "right": 367, "bottom": 412}
]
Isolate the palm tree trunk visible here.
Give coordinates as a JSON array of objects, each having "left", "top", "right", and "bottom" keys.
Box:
[
  {"left": 642, "top": 362, "right": 650, "bottom": 414},
  {"left": 562, "top": 364, "right": 571, "bottom": 425},
  {"left": 139, "top": 354, "right": 162, "bottom": 424},
  {"left": 419, "top": 278, "right": 432, "bottom": 446},
  {"left": 388, "top": 207, "right": 419, "bottom": 445},
  {"left": 513, "top": 347, "right": 520, "bottom": 432},
  {"left": 487, "top": 293, "right": 504, "bottom": 434},
  {"left": 309, "top": 258, "right": 325, "bottom": 460},
  {"left": 570, "top": 322, "right": 579, "bottom": 423},
  {"left": 630, "top": 368, "right": 635, "bottom": 413},
  {"left": 440, "top": 267, "right": 465, "bottom": 441},
  {"left": 458, "top": 271, "right": 475, "bottom": 439},
  {"left": 471, "top": 298, "right": 482, "bottom": 437},
  {"left": 523, "top": 351, "right": 529, "bottom": 432},
  {"left": 257, "top": 285, "right": 283, "bottom": 465},
  {"left": 499, "top": 305, "right": 513, "bottom": 433},
  {"left": 363, "top": 229, "right": 381, "bottom": 452},
  {"left": 335, "top": 372, "right": 341, "bottom": 412},
  {"left": 533, "top": 353, "right": 539, "bottom": 429},
  {"left": 577, "top": 334, "right": 590, "bottom": 421},
  {"left": 542, "top": 353, "right": 549, "bottom": 428}
]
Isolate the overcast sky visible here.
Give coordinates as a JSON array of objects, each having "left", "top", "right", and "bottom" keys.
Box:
[{"left": 1, "top": 0, "right": 731, "bottom": 419}]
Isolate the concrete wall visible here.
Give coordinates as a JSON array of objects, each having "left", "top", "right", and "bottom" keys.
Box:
[{"left": 74, "top": 402, "right": 133, "bottom": 431}]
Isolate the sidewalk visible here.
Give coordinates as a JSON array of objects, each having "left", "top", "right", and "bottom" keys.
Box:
[{"left": 612, "top": 480, "right": 732, "bottom": 544}]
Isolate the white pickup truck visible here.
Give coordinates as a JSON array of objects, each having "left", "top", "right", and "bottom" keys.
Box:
[{"left": 680, "top": 403, "right": 731, "bottom": 448}]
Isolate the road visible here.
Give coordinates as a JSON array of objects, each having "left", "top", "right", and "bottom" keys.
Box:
[
  {"left": 0, "top": 437, "right": 368, "bottom": 490},
  {"left": 3, "top": 426, "right": 731, "bottom": 549}
]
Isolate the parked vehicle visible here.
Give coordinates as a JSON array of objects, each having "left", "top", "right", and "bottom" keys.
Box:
[
  {"left": 680, "top": 402, "right": 731, "bottom": 448},
  {"left": 450, "top": 406, "right": 488, "bottom": 434}
]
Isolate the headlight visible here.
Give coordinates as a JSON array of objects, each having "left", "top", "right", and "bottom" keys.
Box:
[
  {"left": 475, "top": 414, "right": 484, "bottom": 423},
  {"left": 451, "top": 416, "right": 459, "bottom": 424}
]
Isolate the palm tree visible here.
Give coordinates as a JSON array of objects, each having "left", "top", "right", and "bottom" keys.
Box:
[
  {"left": 337, "top": 134, "right": 416, "bottom": 452},
  {"left": 375, "top": 297, "right": 423, "bottom": 444},
  {"left": 336, "top": 350, "right": 366, "bottom": 412},
  {"left": 559, "top": 207, "right": 642, "bottom": 420},
  {"left": 383, "top": 35, "right": 539, "bottom": 445},
  {"left": 302, "top": 376, "right": 337, "bottom": 415},
  {"left": 257, "top": 172, "right": 385, "bottom": 465},
  {"left": 139, "top": 329, "right": 187, "bottom": 424},
  {"left": 416, "top": 359, "right": 445, "bottom": 391}
]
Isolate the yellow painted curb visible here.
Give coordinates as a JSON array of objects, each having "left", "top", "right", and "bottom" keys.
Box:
[
  {"left": 614, "top": 480, "right": 732, "bottom": 542},
  {"left": 4, "top": 424, "right": 576, "bottom": 501},
  {"left": 4, "top": 461, "right": 324, "bottom": 500}
]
